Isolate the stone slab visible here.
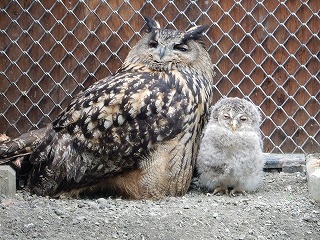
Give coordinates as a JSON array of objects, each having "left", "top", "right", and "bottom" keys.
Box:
[
  {"left": 306, "top": 153, "right": 320, "bottom": 203},
  {"left": 0, "top": 165, "right": 16, "bottom": 195}
]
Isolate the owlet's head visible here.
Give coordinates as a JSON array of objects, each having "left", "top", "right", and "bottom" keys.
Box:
[
  {"left": 211, "top": 97, "right": 261, "bottom": 132},
  {"left": 124, "top": 17, "right": 213, "bottom": 74}
]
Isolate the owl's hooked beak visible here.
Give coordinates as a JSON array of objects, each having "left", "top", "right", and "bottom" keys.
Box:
[
  {"left": 230, "top": 120, "right": 238, "bottom": 131},
  {"left": 159, "top": 46, "right": 166, "bottom": 59}
]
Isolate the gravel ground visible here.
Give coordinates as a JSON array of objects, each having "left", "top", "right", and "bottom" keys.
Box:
[{"left": 0, "top": 172, "right": 319, "bottom": 240}]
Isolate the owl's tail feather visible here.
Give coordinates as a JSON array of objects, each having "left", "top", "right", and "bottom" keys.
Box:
[
  {"left": 0, "top": 126, "right": 49, "bottom": 165},
  {"left": 26, "top": 128, "right": 88, "bottom": 196}
]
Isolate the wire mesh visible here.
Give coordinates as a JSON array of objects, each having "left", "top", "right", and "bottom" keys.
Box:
[{"left": 0, "top": 0, "right": 319, "bottom": 154}]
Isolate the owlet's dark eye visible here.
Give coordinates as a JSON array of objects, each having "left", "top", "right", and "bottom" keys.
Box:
[
  {"left": 223, "top": 114, "right": 231, "bottom": 119},
  {"left": 149, "top": 40, "right": 158, "bottom": 48},
  {"left": 240, "top": 116, "right": 248, "bottom": 122},
  {"left": 174, "top": 44, "right": 188, "bottom": 52}
]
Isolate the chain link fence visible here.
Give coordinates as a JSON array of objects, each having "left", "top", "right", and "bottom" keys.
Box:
[{"left": 0, "top": 0, "right": 319, "bottom": 154}]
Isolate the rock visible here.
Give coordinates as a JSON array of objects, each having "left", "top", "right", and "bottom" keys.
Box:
[
  {"left": 306, "top": 153, "right": 320, "bottom": 202},
  {"left": 0, "top": 165, "right": 16, "bottom": 195}
]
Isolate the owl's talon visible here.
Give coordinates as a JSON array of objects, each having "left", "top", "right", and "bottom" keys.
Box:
[
  {"left": 213, "top": 187, "right": 228, "bottom": 195},
  {"left": 311, "top": 160, "right": 320, "bottom": 168},
  {"left": 229, "top": 189, "right": 247, "bottom": 197}
]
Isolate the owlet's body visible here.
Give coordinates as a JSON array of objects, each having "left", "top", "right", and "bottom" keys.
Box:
[
  {"left": 196, "top": 97, "right": 264, "bottom": 195},
  {"left": 0, "top": 18, "right": 215, "bottom": 199}
]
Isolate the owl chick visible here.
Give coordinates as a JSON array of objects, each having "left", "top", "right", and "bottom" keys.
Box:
[
  {"left": 0, "top": 18, "right": 215, "bottom": 199},
  {"left": 196, "top": 97, "right": 264, "bottom": 196}
]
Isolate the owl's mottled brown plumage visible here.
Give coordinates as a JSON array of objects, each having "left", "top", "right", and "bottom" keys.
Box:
[{"left": 0, "top": 18, "right": 215, "bottom": 199}]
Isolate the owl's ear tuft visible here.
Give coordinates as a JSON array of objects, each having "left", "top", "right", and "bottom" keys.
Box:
[
  {"left": 144, "top": 17, "right": 161, "bottom": 33},
  {"left": 183, "top": 25, "right": 208, "bottom": 42}
]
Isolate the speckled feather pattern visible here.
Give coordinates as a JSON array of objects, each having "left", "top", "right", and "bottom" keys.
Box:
[{"left": 53, "top": 66, "right": 201, "bottom": 158}]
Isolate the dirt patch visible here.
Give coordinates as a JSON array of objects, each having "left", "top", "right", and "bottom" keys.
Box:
[{"left": 0, "top": 172, "right": 319, "bottom": 240}]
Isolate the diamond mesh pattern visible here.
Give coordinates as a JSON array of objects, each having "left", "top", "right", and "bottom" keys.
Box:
[{"left": 0, "top": 0, "right": 319, "bottom": 153}]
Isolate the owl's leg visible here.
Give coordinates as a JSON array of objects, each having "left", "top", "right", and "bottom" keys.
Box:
[
  {"left": 213, "top": 186, "right": 229, "bottom": 195},
  {"left": 229, "top": 188, "right": 247, "bottom": 197},
  {"left": 103, "top": 133, "right": 194, "bottom": 199}
]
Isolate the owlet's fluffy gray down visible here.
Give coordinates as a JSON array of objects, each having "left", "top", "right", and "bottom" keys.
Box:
[{"left": 196, "top": 97, "right": 265, "bottom": 196}]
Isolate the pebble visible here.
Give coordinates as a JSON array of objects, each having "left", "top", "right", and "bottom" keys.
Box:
[
  {"left": 302, "top": 214, "right": 318, "bottom": 223},
  {"left": 86, "top": 201, "right": 99, "bottom": 210},
  {"left": 239, "top": 234, "right": 245, "bottom": 239},
  {"left": 54, "top": 209, "right": 65, "bottom": 217},
  {"left": 76, "top": 216, "right": 87, "bottom": 221},
  {"left": 279, "top": 230, "right": 288, "bottom": 235},
  {"left": 24, "top": 223, "right": 34, "bottom": 228}
]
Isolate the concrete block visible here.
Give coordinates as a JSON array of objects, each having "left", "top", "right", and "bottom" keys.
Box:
[
  {"left": 306, "top": 153, "right": 320, "bottom": 203},
  {"left": 0, "top": 165, "right": 16, "bottom": 195}
]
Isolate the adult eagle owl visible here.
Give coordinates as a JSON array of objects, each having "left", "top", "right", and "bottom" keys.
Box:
[{"left": 0, "top": 18, "right": 215, "bottom": 199}]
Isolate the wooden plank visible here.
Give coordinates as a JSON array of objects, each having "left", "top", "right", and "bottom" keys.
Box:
[{"left": 263, "top": 153, "right": 305, "bottom": 172}]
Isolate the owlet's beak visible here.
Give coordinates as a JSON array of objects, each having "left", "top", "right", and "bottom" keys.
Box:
[{"left": 230, "top": 120, "right": 238, "bottom": 131}]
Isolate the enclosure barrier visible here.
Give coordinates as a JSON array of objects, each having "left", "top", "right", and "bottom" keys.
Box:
[{"left": 0, "top": 0, "right": 319, "bottom": 154}]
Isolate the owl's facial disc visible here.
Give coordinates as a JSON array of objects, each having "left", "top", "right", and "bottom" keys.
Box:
[
  {"left": 143, "top": 27, "right": 203, "bottom": 71},
  {"left": 222, "top": 112, "right": 237, "bottom": 131},
  {"left": 124, "top": 19, "right": 210, "bottom": 73},
  {"left": 222, "top": 112, "right": 249, "bottom": 131},
  {"left": 147, "top": 30, "right": 189, "bottom": 65}
]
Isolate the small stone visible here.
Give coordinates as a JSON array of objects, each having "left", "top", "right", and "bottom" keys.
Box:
[
  {"left": 279, "top": 230, "right": 288, "bottom": 235},
  {"left": 77, "top": 216, "right": 87, "bottom": 221},
  {"left": 212, "top": 212, "right": 219, "bottom": 218},
  {"left": 257, "top": 235, "right": 266, "bottom": 240},
  {"left": 77, "top": 203, "right": 86, "bottom": 208},
  {"left": 24, "top": 223, "right": 34, "bottom": 228},
  {"left": 239, "top": 234, "right": 245, "bottom": 239},
  {"left": 54, "top": 209, "right": 64, "bottom": 217}
]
